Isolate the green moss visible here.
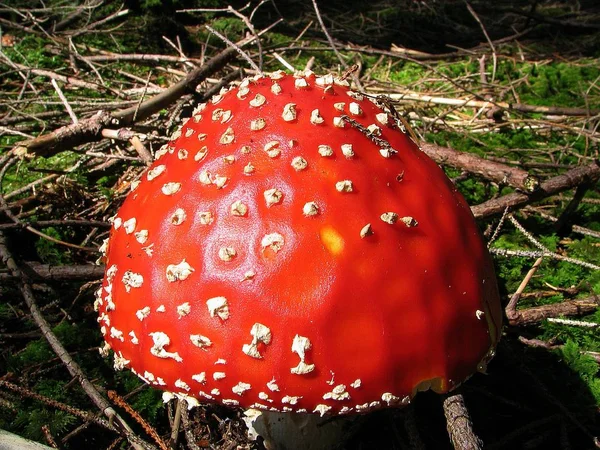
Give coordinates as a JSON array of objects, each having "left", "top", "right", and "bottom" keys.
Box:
[
  {"left": 13, "top": 408, "right": 77, "bottom": 442},
  {"left": 36, "top": 228, "right": 72, "bottom": 265},
  {"left": 455, "top": 177, "right": 490, "bottom": 204},
  {"left": 1, "top": 152, "right": 81, "bottom": 196},
  {"left": 131, "top": 388, "right": 165, "bottom": 423},
  {"left": 7, "top": 35, "right": 64, "bottom": 69},
  {"left": 519, "top": 62, "right": 600, "bottom": 108},
  {"left": 53, "top": 321, "right": 98, "bottom": 349},
  {"left": 9, "top": 339, "right": 53, "bottom": 370},
  {"left": 559, "top": 341, "right": 600, "bottom": 403},
  {"left": 387, "top": 62, "right": 429, "bottom": 85},
  {"left": 114, "top": 371, "right": 165, "bottom": 423},
  {"left": 34, "top": 379, "right": 70, "bottom": 402}
]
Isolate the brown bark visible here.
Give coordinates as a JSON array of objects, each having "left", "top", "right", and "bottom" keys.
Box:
[
  {"left": 442, "top": 392, "right": 483, "bottom": 450},
  {"left": 508, "top": 296, "right": 600, "bottom": 327},
  {"left": 419, "top": 142, "right": 538, "bottom": 192},
  {"left": 0, "top": 262, "right": 105, "bottom": 281},
  {"left": 471, "top": 161, "right": 600, "bottom": 219},
  {"left": 15, "top": 110, "right": 113, "bottom": 158},
  {"left": 112, "top": 46, "right": 237, "bottom": 126},
  {"left": 14, "top": 46, "right": 238, "bottom": 158}
]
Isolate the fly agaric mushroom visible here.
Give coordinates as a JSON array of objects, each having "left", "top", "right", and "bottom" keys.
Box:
[{"left": 97, "top": 71, "right": 502, "bottom": 448}]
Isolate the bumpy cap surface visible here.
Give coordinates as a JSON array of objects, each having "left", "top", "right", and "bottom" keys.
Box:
[{"left": 97, "top": 71, "right": 502, "bottom": 416}]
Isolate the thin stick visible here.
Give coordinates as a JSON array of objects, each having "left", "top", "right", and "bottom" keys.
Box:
[
  {"left": 68, "top": 7, "right": 129, "bottom": 38},
  {"left": 70, "top": 38, "right": 107, "bottom": 86},
  {"left": 169, "top": 399, "right": 183, "bottom": 450},
  {"left": 108, "top": 391, "right": 168, "bottom": 450},
  {"left": 41, "top": 425, "right": 59, "bottom": 448},
  {"left": 0, "top": 380, "right": 111, "bottom": 429},
  {"left": 310, "top": 0, "right": 363, "bottom": 89},
  {"left": 505, "top": 257, "right": 544, "bottom": 321},
  {"left": 272, "top": 51, "right": 295, "bottom": 71},
  {"left": 10, "top": 20, "right": 279, "bottom": 159},
  {"left": 130, "top": 135, "right": 153, "bottom": 165},
  {"left": 490, "top": 247, "right": 600, "bottom": 271},
  {"left": 180, "top": 407, "right": 202, "bottom": 450},
  {"left": 227, "top": 5, "right": 263, "bottom": 70},
  {"left": 51, "top": 79, "right": 79, "bottom": 124},
  {"left": 204, "top": 24, "right": 261, "bottom": 74},
  {"left": 0, "top": 262, "right": 105, "bottom": 281},
  {"left": 84, "top": 53, "right": 200, "bottom": 64},
  {"left": 0, "top": 232, "right": 153, "bottom": 450},
  {"left": 1, "top": 54, "right": 116, "bottom": 93},
  {"left": 526, "top": 207, "right": 600, "bottom": 239},
  {"left": 487, "top": 207, "right": 509, "bottom": 246},
  {"left": 508, "top": 214, "right": 600, "bottom": 270},
  {"left": 114, "top": 20, "right": 280, "bottom": 125},
  {"left": 0, "top": 125, "right": 34, "bottom": 138},
  {"left": 507, "top": 214, "right": 548, "bottom": 252},
  {"left": 0, "top": 158, "right": 97, "bottom": 252},
  {"left": 547, "top": 317, "right": 599, "bottom": 328},
  {"left": 385, "top": 92, "right": 599, "bottom": 117},
  {"left": 465, "top": 2, "right": 497, "bottom": 82},
  {"left": 162, "top": 35, "right": 188, "bottom": 61},
  {"left": 310, "top": 0, "right": 345, "bottom": 69}
]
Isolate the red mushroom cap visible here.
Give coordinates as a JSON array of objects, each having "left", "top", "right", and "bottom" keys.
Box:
[{"left": 97, "top": 71, "right": 502, "bottom": 415}]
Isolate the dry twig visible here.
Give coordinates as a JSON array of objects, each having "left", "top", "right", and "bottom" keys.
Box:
[
  {"left": 0, "top": 231, "right": 155, "bottom": 450},
  {"left": 471, "top": 161, "right": 600, "bottom": 218},
  {"left": 508, "top": 296, "right": 600, "bottom": 327},
  {"left": 420, "top": 142, "right": 539, "bottom": 192},
  {"left": 108, "top": 390, "right": 169, "bottom": 450},
  {"left": 442, "top": 391, "right": 483, "bottom": 450}
]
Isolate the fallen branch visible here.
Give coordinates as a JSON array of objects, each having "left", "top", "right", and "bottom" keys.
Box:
[
  {"left": 0, "top": 261, "right": 104, "bottom": 281},
  {"left": 508, "top": 296, "right": 600, "bottom": 327},
  {"left": 14, "top": 110, "right": 113, "bottom": 158},
  {"left": 471, "top": 161, "right": 600, "bottom": 218},
  {"left": 83, "top": 53, "right": 200, "bottom": 64},
  {"left": 13, "top": 42, "right": 233, "bottom": 157},
  {"left": 108, "top": 390, "right": 169, "bottom": 450},
  {"left": 3, "top": 59, "right": 113, "bottom": 93},
  {"left": 12, "top": 24, "right": 283, "bottom": 158},
  {"left": 420, "top": 142, "right": 539, "bottom": 192},
  {"left": 442, "top": 391, "right": 483, "bottom": 450},
  {"left": 0, "top": 219, "right": 109, "bottom": 230},
  {"left": 113, "top": 19, "right": 282, "bottom": 125},
  {"left": 387, "top": 92, "right": 600, "bottom": 117},
  {"left": 0, "top": 231, "right": 155, "bottom": 450},
  {"left": 0, "top": 380, "right": 111, "bottom": 430}
]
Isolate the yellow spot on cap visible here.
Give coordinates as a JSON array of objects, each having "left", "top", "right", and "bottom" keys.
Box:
[{"left": 320, "top": 226, "right": 344, "bottom": 255}]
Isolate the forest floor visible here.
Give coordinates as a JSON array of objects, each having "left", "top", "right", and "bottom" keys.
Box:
[{"left": 1, "top": 1, "right": 600, "bottom": 449}]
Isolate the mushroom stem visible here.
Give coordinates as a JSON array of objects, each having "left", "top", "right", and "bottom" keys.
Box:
[
  {"left": 442, "top": 392, "right": 483, "bottom": 450},
  {"left": 243, "top": 409, "right": 359, "bottom": 450}
]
